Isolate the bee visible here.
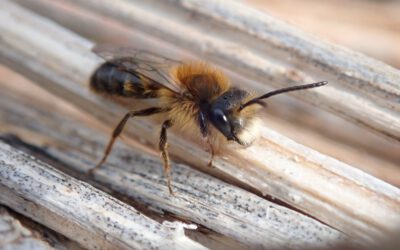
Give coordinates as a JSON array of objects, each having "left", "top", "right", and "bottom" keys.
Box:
[{"left": 88, "top": 45, "right": 327, "bottom": 194}]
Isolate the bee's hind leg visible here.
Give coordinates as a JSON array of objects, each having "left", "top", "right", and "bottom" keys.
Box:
[
  {"left": 89, "top": 107, "right": 164, "bottom": 175},
  {"left": 159, "top": 119, "right": 174, "bottom": 195}
]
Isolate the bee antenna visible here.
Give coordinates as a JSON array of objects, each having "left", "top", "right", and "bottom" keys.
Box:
[{"left": 239, "top": 81, "right": 328, "bottom": 110}]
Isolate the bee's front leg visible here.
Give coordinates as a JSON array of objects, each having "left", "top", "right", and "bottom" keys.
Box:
[
  {"left": 206, "top": 138, "right": 215, "bottom": 168},
  {"left": 198, "top": 111, "right": 214, "bottom": 168},
  {"left": 159, "top": 119, "right": 174, "bottom": 195}
]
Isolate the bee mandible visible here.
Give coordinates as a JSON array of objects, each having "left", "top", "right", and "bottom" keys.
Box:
[{"left": 88, "top": 45, "right": 327, "bottom": 194}]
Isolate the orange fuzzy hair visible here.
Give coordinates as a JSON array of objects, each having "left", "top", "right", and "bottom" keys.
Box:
[{"left": 171, "top": 62, "right": 231, "bottom": 100}]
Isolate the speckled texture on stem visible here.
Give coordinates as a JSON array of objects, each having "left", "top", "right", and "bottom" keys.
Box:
[{"left": 0, "top": 142, "right": 206, "bottom": 250}]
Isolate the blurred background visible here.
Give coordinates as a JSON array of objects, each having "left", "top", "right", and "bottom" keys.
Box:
[{"left": 247, "top": 0, "right": 400, "bottom": 69}]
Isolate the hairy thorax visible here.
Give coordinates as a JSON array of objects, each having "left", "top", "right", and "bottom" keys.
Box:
[{"left": 160, "top": 62, "right": 262, "bottom": 151}]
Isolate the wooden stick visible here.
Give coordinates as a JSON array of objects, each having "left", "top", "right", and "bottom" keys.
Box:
[
  {"left": 0, "top": 207, "right": 53, "bottom": 250},
  {"left": 0, "top": 141, "right": 206, "bottom": 250},
  {"left": 1, "top": 1, "right": 399, "bottom": 242}
]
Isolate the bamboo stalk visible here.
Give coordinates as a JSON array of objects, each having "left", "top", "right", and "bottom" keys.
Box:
[{"left": 1, "top": 1, "right": 399, "bottom": 242}]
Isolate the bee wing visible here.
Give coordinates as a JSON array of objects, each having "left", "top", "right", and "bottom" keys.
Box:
[{"left": 93, "top": 45, "right": 182, "bottom": 94}]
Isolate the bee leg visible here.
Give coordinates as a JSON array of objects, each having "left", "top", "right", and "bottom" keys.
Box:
[
  {"left": 198, "top": 112, "right": 214, "bottom": 167},
  {"left": 207, "top": 138, "right": 215, "bottom": 168},
  {"left": 89, "top": 107, "right": 164, "bottom": 175},
  {"left": 159, "top": 119, "right": 174, "bottom": 195}
]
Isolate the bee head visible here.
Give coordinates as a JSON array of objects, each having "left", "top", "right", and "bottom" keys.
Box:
[
  {"left": 208, "top": 81, "right": 327, "bottom": 146},
  {"left": 209, "top": 88, "right": 263, "bottom": 146}
]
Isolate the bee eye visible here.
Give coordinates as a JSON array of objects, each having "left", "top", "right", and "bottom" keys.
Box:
[
  {"left": 214, "top": 109, "right": 228, "bottom": 124},
  {"left": 210, "top": 108, "right": 233, "bottom": 139}
]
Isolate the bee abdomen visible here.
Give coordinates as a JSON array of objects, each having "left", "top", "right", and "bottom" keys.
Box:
[{"left": 90, "top": 62, "right": 159, "bottom": 98}]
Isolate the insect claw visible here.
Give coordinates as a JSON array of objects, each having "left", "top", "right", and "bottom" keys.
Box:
[
  {"left": 168, "top": 186, "right": 175, "bottom": 196},
  {"left": 167, "top": 178, "right": 175, "bottom": 196},
  {"left": 88, "top": 166, "right": 98, "bottom": 176}
]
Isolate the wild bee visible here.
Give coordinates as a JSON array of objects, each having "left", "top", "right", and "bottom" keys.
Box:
[{"left": 89, "top": 45, "right": 327, "bottom": 194}]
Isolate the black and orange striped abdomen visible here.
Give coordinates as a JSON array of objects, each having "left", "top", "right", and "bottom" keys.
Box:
[{"left": 90, "top": 62, "right": 161, "bottom": 99}]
